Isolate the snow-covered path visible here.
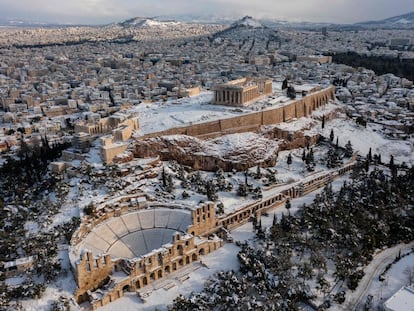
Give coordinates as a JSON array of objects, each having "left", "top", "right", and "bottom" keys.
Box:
[{"left": 337, "top": 241, "right": 414, "bottom": 311}]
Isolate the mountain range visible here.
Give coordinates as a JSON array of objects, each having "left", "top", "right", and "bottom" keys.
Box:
[
  {"left": 357, "top": 11, "right": 414, "bottom": 28},
  {"left": 0, "top": 11, "right": 413, "bottom": 29}
]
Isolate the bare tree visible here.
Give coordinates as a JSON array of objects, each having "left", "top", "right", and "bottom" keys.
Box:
[{"left": 403, "top": 266, "right": 414, "bottom": 286}]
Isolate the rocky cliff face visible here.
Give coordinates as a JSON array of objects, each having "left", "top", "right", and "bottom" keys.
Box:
[
  {"left": 133, "top": 132, "right": 279, "bottom": 171},
  {"left": 132, "top": 128, "right": 320, "bottom": 171}
]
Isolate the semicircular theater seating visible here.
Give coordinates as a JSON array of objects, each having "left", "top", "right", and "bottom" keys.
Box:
[{"left": 80, "top": 208, "right": 192, "bottom": 259}]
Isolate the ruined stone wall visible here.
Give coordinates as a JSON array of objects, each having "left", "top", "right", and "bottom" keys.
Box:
[
  {"left": 71, "top": 204, "right": 223, "bottom": 308},
  {"left": 188, "top": 203, "right": 218, "bottom": 236},
  {"left": 216, "top": 159, "right": 356, "bottom": 233},
  {"left": 132, "top": 86, "right": 336, "bottom": 171},
  {"left": 74, "top": 253, "right": 115, "bottom": 303},
  {"left": 141, "top": 86, "right": 335, "bottom": 141}
]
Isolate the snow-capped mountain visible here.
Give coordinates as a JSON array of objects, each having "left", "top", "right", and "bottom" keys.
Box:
[
  {"left": 357, "top": 11, "right": 414, "bottom": 28},
  {"left": 118, "top": 17, "right": 180, "bottom": 28}
]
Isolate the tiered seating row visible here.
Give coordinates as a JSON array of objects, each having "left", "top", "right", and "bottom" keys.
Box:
[{"left": 82, "top": 209, "right": 192, "bottom": 258}]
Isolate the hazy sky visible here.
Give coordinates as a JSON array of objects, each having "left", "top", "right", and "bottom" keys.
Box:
[{"left": 0, "top": 0, "right": 413, "bottom": 24}]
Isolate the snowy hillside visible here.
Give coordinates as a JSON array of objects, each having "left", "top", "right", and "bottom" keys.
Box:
[
  {"left": 231, "top": 16, "right": 264, "bottom": 28},
  {"left": 119, "top": 17, "right": 180, "bottom": 28},
  {"left": 213, "top": 15, "right": 277, "bottom": 41},
  {"left": 357, "top": 11, "right": 414, "bottom": 28}
]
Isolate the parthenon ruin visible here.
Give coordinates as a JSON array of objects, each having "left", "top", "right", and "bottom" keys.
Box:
[{"left": 213, "top": 77, "right": 272, "bottom": 106}]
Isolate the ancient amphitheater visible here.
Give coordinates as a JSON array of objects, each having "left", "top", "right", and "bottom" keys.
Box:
[
  {"left": 77, "top": 209, "right": 193, "bottom": 259},
  {"left": 70, "top": 203, "right": 221, "bottom": 309}
]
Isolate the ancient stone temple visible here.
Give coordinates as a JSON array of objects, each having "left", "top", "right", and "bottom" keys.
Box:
[{"left": 213, "top": 77, "right": 272, "bottom": 106}]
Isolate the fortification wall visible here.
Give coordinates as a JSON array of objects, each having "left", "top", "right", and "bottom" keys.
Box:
[
  {"left": 132, "top": 87, "right": 335, "bottom": 171},
  {"left": 140, "top": 86, "right": 335, "bottom": 141}
]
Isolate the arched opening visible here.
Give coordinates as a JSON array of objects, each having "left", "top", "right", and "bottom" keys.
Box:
[
  {"left": 178, "top": 259, "right": 183, "bottom": 266},
  {"left": 143, "top": 277, "right": 148, "bottom": 286},
  {"left": 136, "top": 280, "right": 141, "bottom": 289},
  {"left": 158, "top": 270, "right": 162, "bottom": 279},
  {"left": 122, "top": 285, "right": 130, "bottom": 293},
  {"left": 192, "top": 253, "right": 198, "bottom": 261},
  {"left": 186, "top": 256, "right": 190, "bottom": 265},
  {"left": 172, "top": 262, "right": 177, "bottom": 271},
  {"left": 150, "top": 272, "right": 156, "bottom": 281},
  {"left": 165, "top": 265, "right": 171, "bottom": 274},
  {"left": 177, "top": 245, "right": 183, "bottom": 255}
]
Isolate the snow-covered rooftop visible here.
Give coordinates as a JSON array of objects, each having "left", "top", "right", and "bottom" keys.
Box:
[{"left": 384, "top": 286, "right": 414, "bottom": 311}]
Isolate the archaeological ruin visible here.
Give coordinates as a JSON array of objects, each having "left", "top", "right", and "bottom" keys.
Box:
[
  {"left": 69, "top": 204, "right": 222, "bottom": 309},
  {"left": 69, "top": 82, "right": 341, "bottom": 309},
  {"left": 212, "top": 77, "right": 273, "bottom": 106}
]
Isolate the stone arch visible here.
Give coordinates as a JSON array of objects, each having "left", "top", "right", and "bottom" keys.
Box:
[
  {"left": 186, "top": 256, "right": 190, "bottom": 265},
  {"left": 150, "top": 272, "right": 156, "bottom": 281},
  {"left": 122, "top": 285, "right": 130, "bottom": 293},
  {"left": 136, "top": 279, "right": 141, "bottom": 289},
  {"left": 158, "top": 270, "right": 163, "bottom": 279},
  {"left": 178, "top": 259, "right": 184, "bottom": 266},
  {"left": 172, "top": 262, "right": 177, "bottom": 271},
  {"left": 165, "top": 265, "right": 171, "bottom": 274},
  {"left": 143, "top": 276, "right": 148, "bottom": 286},
  {"left": 192, "top": 253, "right": 198, "bottom": 261},
  {"left": 177, "top": 245, "right": 184, "bottom": 255}
]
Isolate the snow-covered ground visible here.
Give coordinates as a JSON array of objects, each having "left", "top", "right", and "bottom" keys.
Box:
[
  {"left": 20, "top": 249, "right": 78, "bottom": 311},
  {"left": 130, "top": 91, "right": 251, "bottom": 135},
  {"left": 321, "top": 115, "right": 413, "bottom": 164},
  {"left": 338, "top": 244, "right": 414, "bottom": 311}
]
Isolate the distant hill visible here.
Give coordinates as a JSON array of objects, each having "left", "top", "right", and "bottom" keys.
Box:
[
  {"left": 357, "top": 11, "right": 414, "bottom": 28},
  {"left": 118, "top": 17, "right": 180, "bottom": 28},
  {"left": 230, "top": 16, "right": 265, "bottom": 29},
  {"left": 212, "top": 16, "right": 278, "bottom": 41}
]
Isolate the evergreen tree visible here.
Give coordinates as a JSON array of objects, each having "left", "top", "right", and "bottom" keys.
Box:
[
  {"left": 330, "top": 129, "right": 334, "bottom": 142},
  {"left": 344, "top": 140, "right": 353, "bottom": 157},
  {"left": 285, "top": 198, "right": 291, "bottom": 215},
  {"left": 287, "top": 86, "right": 296, "bottom": 99},
  {"left": 237, "top": 183, "right": 248, "bottom": 197},
  {"left": 389, "top": 155, "right": 394, "bottom": 168},
  {"left": 282, "top": 78, "right": 288, "bottom": 90},
  {"left": 287, "top": 153, "right": 292, "bottom": 169},
  {"left": 367, "top": 148, "right": 372, "bottom": 162},
  {"left": 256, "top": 165, "right": 261, "bottom": 179}
]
